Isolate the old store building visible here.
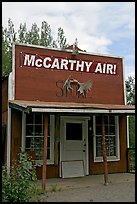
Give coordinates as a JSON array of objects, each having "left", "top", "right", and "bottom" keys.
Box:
[{"left": 2, "top": 43, "right": 135, "bottom": 179}]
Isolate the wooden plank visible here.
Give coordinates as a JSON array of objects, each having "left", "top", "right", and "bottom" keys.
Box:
[
  {"left": 102, "top": 114, "right": 108, "bottom": 185},
  {"left": 62, "top": 160, "right": 84, "bottom": 178},
  {"left": 55, "top": 114, "right": 60, "bottom": 165},
  {"left": 42, "top": 114, "right": 48, "bottom": 190}
]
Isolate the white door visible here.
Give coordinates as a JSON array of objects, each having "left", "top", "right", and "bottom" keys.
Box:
[{"left": 60, "top": 116, "right": 89, "bottom": 178}]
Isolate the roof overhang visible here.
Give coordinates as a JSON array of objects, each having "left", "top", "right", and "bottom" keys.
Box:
[{"left": 8, "top": 100, "right": 135, "bottom": 115}]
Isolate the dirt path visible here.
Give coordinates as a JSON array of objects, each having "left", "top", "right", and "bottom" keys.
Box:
[{"left": 33, "top": 173, "right": 135, "bottom": 202}]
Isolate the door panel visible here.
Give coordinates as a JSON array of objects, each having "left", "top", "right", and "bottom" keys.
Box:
[
  {"left": 62, "top": 160, "right": 84, "bottom": 178},
  {"left": 63, "top": 150, "right": 83, "bottom": 161},
  {"left": 60, "top": 116, "right": 89, "bottom": 178},
  {"left": 63, "top": 122, "right": 83, "bottom": 161},
  {"left": 64, "top": 141, "right": 83, "bottom": 150}
]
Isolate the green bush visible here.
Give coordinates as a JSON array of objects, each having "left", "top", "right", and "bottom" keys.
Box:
[
  {"left": 129, "top": 116, "right": 135, "bottom": 148},
  {"left": 2, "top": 149, "right": 37, "bottom": 202}
]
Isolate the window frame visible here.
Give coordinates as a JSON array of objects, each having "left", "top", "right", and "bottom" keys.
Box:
[
  {"left": 93, "top": 115, "right": 120, "bottom": 162},
  {"left": 22, "top": 112, "right": 55, "bottom": 165}
]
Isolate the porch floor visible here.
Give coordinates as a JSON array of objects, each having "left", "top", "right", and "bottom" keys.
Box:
[{"left": 36, "top": 172, "right": 135, "bottom": 192}]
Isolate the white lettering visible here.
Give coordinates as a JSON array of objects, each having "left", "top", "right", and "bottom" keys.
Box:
[
  {"left": 69, "top": 60, "right": 76, "bottom": 70},
  {"left": 95, "top": 63, "right": 116, "bottom": 74},
  {"left": 94, "top": 63, "right": 102, "bottom": 73},
  {"left": 22, "top": 54, "right": 117, "bottom": 75},
  {"left": 103, "top": 64, "right": 106, "bottom": 73},
  {"left": 76, "top": 61, "right": 84, "bottom": 71},
  {"left": 51, "top": 58, "right": 60, "bottom": 69},
  {"left": 85, "top": 61, "right": 93, "bottom": 72},
  {"left": 24, "top": 54, "right": 35, "bottom": 66},
  {"left": 60, "top": 59, "right": 68, "bottom": 70},
  {"left": 35, "top": 59, "right": 42, "bottom": 67},
  {"left": 106, "top": 64, "right": 113, "bottom": 74},
  {"left": 43, "top": 57, "right": 51, "bottom": 68},
  {"left": 113, "top": 64, "right": 117, "bottom": 74}
]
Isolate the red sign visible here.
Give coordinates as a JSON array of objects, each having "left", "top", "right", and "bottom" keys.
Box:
[{"left": 14, "top": 44, "right": 125, "bottom": 105}]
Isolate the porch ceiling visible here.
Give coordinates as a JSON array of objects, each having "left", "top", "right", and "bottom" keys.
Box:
[{"left": 8, "top": 100, "right": 135, "bottom": 115}]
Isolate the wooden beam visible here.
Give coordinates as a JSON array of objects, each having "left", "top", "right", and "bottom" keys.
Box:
[
  {"left": 42, "top": 114, "right": 48, "bottom": 190},
  {"left": 101, "top": 114, "right": 109, "bottom": 185},
  {"left": 55, "top": 114, "right": 60, "bottom": 165}
]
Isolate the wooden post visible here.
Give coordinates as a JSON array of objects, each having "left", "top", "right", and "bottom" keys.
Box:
[
  {"left": 42, "top": 114, "right": 48, "bottom": 190},
  {"left": 101, "top": 114, "right": 108, "bottom": 185},
  {"left": 55, "top": 114, "right": 60, "bottom": 165}
]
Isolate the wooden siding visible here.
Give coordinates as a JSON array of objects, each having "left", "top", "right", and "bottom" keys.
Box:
[
  {"left": 36, "top": 165, "right": 59, "bottom": 179},
  {"left": 11, "top": 109, "right": 22, "bottom": 163},
  {"left": 2, "top": 77, "right": 8, "bottom": 113},
  {"left": 14, "top": 44, "right": 125, "bottom": 105},
  {"left": 2, "top": 122, "right": 7, "bottom": 164}
]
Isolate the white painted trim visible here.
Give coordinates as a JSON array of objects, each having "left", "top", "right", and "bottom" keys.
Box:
[
  {"left": 13, "top": 42, "right": 123, "bottom": 59},
  {"left": 32, "top": 108, "right": 109, "bottom": 113},
  {"left": 12, "top": 43, "right": 15, "bottom": 100},
  {"left": 8, "top": 72, "right": 14, "bottom": 100},
  {"left": 32, "top": 108, "right": 134, "bottom": 114},
  {"left": 6, "top": 44, "right": 16, "bottom": 173},
  {"left": 126, "top": 116, "right": 129, "bottom": 148},
  {"left": 60, "top": 116, "right": 90, "bottom": 120},
  {"left": 7, "top": 107, "right": 11, "bottom": 173},
  {"left": 48, "top": 114, "right": 55, "bottom": 164},
  {"left": 60, "top": 116, "right": 90, "bottom": 177},
  {"left": 116, "top": 116, "right": 120, "bottom": 160},
  {"left": 83, "top": 120, "right": 89, "bottom": 175},
  {"left": 110, "top": 109, "right": 135, "bottom": 114},
  {"left": 93, "top": 157, "right": 120, "bottom": 162},
  {"left": 122, "top": 57, "right": 127, "bottom": 105}
]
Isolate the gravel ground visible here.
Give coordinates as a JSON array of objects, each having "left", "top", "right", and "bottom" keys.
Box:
[{"left": 33, "top": 173, "right": 135, "bottom": 202}]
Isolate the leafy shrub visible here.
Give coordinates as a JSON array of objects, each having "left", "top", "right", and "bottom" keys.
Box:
[
  {"left": 129, "top": 116, "right": 135, "bottom": 148},
  {"left": 2, "top": 149, "right": 37, "bottom": 202}
]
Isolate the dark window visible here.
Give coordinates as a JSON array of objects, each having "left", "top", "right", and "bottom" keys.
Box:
[{"left": 66, "top": 123, "right": 82, "bottom": 140}]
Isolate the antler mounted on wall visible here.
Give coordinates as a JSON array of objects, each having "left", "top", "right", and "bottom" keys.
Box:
[
  {"left": 77, "top": 79, "right": 93, "bottom": 95},
  {"left": 63, "top": 76, "right": 93, "bottom": 97}
]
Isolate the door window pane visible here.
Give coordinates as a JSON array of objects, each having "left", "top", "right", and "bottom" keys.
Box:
[{"left": 66, "top": 123, "right": 82, "bottom": 140}]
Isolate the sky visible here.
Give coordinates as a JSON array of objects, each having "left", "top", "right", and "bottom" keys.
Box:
[{"left": 2, "top": 2, "right": 135, "bottom": 79}]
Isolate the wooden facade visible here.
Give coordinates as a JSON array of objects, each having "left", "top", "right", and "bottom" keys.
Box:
[
  {"left": 2, "top": 43, "right": 135, "bottom": 179},
  {"left": 14, "top": 44, "right": 124, "bottom": 104},
  {"left": 5, "top": 110, "right": 129, "bottom": 179}
]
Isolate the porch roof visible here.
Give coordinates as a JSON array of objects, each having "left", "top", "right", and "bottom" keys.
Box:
[{"left": 9, "top": 100, "right": 135, "bottom": 115}]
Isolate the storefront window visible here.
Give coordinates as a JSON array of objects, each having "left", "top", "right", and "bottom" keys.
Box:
[
  {"left": 25, "top": 113, "right": 54, "bottom": 165},
  {"left": 93, "top": 115, "right": 119, "bottom": 161}
]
